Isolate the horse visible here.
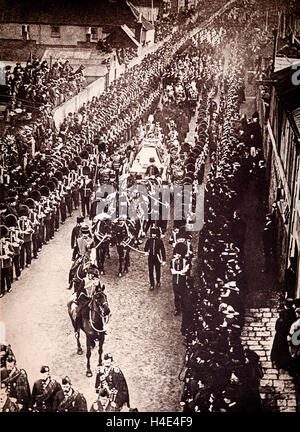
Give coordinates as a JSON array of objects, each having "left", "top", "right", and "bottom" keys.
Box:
[
  {"left": 110, "top": 218, "right": 140, "bottom": 277},
  {"left": 67, "top": 283, "right": 110, "bottom": 377},
  {"left": 92, "top": 217, "right": 112, "bottom": 275}
]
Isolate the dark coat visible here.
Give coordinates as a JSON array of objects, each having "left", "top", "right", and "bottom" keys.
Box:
[
  {"left": 54, "top": 389, "right": 87, "bottom": 412},
  {"left": 1, "top": 397, "right": 19, "bottom": 412},
  {"left": 144, "top": 237, "right": 166, "bottom": 262},
  {"left": 31, "top": 378, "right": 62, "bottom": 412}
]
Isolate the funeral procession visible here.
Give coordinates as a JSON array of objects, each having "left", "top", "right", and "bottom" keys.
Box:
[{"left": 0, "top": 0, "right": 300, "bottom": 416}]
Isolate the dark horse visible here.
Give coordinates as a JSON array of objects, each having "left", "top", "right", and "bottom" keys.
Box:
[
  {"left": 67, "top": 284, "right": 110, "bottom": 377},
  {"left": 110, "top": 219, "right": 139, "bottom": 277}
]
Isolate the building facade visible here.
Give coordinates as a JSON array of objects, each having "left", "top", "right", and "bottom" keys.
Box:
[
  {"left": 0, "top": 0, "right": 153, "bottom": 49},
  {"left": 259, "top": 11, "right": 300, "bottom": 298}
]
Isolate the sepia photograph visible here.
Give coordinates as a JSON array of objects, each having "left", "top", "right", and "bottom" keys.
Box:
[{"left": 0, "top": 0, "right": 299, "bottom": 418}]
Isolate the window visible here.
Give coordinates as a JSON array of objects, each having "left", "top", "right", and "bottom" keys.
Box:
[
  {"left": 90, "top": 27, "right": 98, "bottom": 41},
  {"left": 51, "top": 26, "right": 61, "bottom": 38},
  {"left": 22, "top": 24, "right": 30, "bottom": 39}
]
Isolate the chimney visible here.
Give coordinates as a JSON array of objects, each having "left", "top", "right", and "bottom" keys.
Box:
[{"left": 135, "top": 22, "right": 142, "bottom": 43}]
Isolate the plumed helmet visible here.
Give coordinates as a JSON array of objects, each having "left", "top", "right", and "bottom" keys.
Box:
[
  {"left": 69, "top": 160, "right": 78, "bottom": 171},
  {"left": 29, "top": 189, "right": 41, "bottom": 202},
  {"left": 18, "top": 205, "right": 30, "bottom": 217},
  {"left": 5, "top": 214, "right": 18, "bottom": 228},
  {"left": 47, "top": 180, "right": 56, "bottom": 192},
  {"left": 61, "top": 166, "right": 69, "bottom": 176},
  {"left": 0, "top": 225, "right": 9, "bottom": 238},
  {"left": 40, "top": 186, "right": 50, "bottom": 198},
  {"left": 50, "top": 176, "right": 59, "bottom": 187},
  {"left": 80, "top": 150, "right": 89, "bottom": 160},
  {"left": 173, "top": 242, "right": 187, "bottom": 257},
  {"left": 25, "top": 198, "right": 36, "bottom": 209},
  {"left": 74, "top": 156, "right": 82, "bottom": 165},
  {"left": 82, "top": 166, "right": 91, "bottom": 176},
  {"left": 185, "top": 163, "right": 195, "bottom": 173},
  {"left": 84, "top": 144, "right": 93, "bottom": 154},
  {"left": 54, "top": 170, "right": 64, "bottom": 181}
]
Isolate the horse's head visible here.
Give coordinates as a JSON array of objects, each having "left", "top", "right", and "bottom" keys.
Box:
[{"left": 90, "top": 284, "right": 110, "bottom": 318}]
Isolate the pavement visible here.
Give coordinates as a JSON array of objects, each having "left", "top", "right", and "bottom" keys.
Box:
[
  {"left": 0, "top": 210, "right": 186, "bottom": 412},
  {"left": 238, "top": 67, "right": 299, "bottom": 411}
]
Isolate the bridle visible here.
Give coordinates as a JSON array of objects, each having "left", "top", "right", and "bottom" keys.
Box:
[{"left": 88, "top": 292, "right": 110, "bottom": 333}]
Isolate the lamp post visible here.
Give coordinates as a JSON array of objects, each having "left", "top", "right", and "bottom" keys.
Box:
[
  {"left": 106, "top": 57, "right": 111, "bottom": 88},
  {"left": 151, "top": 0, "right": 154, "bottom": 25}
]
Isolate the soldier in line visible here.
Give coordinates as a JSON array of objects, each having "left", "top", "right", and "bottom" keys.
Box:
[
  {"left": 8, "top": 223, "right": 23, "bottom": 281},
  {"left": 0, "top": 381, "right": 19, "bottom": 412},
  {"left": 95, "top": 353, "right": 129, "bottom": 412},
  {"left": 144, "top": 228, "right": 166, "bottom": 291},
  {"left": 54, "top": 376, "right": 87, "bottom": 412},
  {"left": 79, "top": 174, "right": 93, "bottom": 218},
  {"left": 31, "top": 366, "right": 62, "bottom": 412},
  {"left": 17, "top": 205, "right": 34, "bottom": 269},
  {"left": 1, "top": 355, "right": 31, "bottom": 411},
  {"left": 170, "top": 251, "right": 190, "bottom": 316},
  {"left": 90, "top": 388, "right": 118, "bottom": 412},
  {"left": 0, "top": 226, "right": 14, "bottom": 297}
]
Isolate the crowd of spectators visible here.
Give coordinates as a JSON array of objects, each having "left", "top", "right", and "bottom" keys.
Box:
[
  {"left": 1, "top": 0, "right": 299, "bottom": 412},
  {"left": 4, "top": 57, "right": 86, "bottom": 124},
  {"left": 164, "top": 27, "right": 262, "bottom": 412}
]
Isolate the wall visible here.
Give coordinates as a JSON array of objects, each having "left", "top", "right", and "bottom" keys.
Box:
[
  {"left": 264, "top": 87, "right": 300, "bottom": 295},
  {"left": 52, "top": 75, "right": 106, "bottom": 127},
  {"left": 134, "top": 6, "right": 159, "bottom": 22},
  {"left": 0, "top": 23, "right": 101, "bottom": 46}
]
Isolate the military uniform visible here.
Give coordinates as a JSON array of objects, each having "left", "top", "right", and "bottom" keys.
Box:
[
  {"left": 79, "top": 176, "right": 93, "bottom": 218},
  {"left": 54, "top": 389, "right": 87, "bottom": 412},
  {"left": 0, "top": 396, "right": 19, "bottom": 412},
  {"left": 31, "top": 377, "right": 62, "bottom": 412},
  {"left": 170, "top": 256, "right": 189, "bottom": 315},
  {"left": 0, "top": 236, "right": 14, "bottom": 295},
  {"left": 90, "top": 399, "right": 117, "bottom": 412},
  {"left": 144, "top": 231, "right": 166, "bottom": 289},
  {"left": 1, "top": 367, "right": 31, "bottom": 411},
  {"left": 95, "top": 365, "right": 129, "bottom": 411},
  {"left": 18, "top": 216, "right": 34, "bottom": 268}
]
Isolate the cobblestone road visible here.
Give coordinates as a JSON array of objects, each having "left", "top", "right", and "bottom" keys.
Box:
[
  {"left": 241, "top": 308, "right": 297, "bottom": 412},
  {"left": 1, "top": 211, "right": 186, "bottom": 411}
]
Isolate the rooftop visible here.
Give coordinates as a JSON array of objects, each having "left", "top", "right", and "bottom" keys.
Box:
[{"left": 0, "top": 0, "right": 137, "bottom": 26}]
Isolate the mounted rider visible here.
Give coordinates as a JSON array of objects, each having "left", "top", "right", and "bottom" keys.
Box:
[
  {"left": 71, "top": 215, "right": 85, "bottom": 261},
  {"left": 70, "top": 264, "right": 103, "bottom": 331}
]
